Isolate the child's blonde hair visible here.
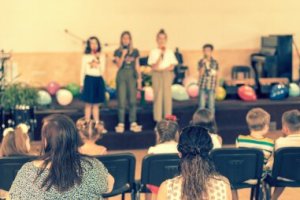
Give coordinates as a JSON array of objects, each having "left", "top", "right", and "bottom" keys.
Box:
[
  {"left": 246, "top": 108, "right": 270, "bottom": 131},
  {"left": 76, "top": 118, "right": 103, "bottom": 141},
  {"left": 0, "top": 124, "right": 30, "bottom": 157}
]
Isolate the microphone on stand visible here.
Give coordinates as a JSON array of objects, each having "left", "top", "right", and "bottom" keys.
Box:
[{"left": 64, "top": 29, "right": 86, "bottom": 45}]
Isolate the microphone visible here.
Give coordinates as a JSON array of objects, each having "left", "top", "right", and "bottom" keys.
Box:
[{"left": 160, "top": 46, "right": 166, "bottom": 59}]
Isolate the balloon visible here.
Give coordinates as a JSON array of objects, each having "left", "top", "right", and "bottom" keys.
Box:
[
  {"left": 270, "top": 84, "right": 289, "bottom": 100},
  {"left": 187, "top": 83, "right": 199, "bottom": 98},
  {"left": 106, "top": 87, "right": 117, "bottom": 99},
  {"left": 215, "top": 86, "right": 226, "bottom": 101},
  {"left": 37, "top": 90, "right": 52, "bottom": 106},
  {"left": 56, "top": 89, "right": 73, "bottom": 106},
  {"left": 289, "top": 83, "right": 300, "bottom": 97},
  {"left": 171, "top": 84, "right": 189, "bottom": 101},
  {"left": 238, "top": 85, "right": 257, "bottom": 101},
  {"left": 65, "top": 83, "right": 80, "bottom": 96},
  {"left": 46, "top": 81, "right": 61, "bottom": 95},
  {"left": 183, "top": 76, "right": 198, "bottom": 89},
  {"left": 144, "top": 86, "right": 154, "bottom": 102},
  {"left": 136, "top": 90, "right": 142, "bottom": 100}
]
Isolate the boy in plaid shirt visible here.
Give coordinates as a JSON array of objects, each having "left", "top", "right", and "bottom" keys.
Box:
[{"left": 198, "top": 44, "right": 219, "bottom": 114}]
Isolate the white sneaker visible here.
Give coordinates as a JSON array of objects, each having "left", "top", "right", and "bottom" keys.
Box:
[
  {"left": 130, "top": 122, "right": 142, "bottom": 133},
  {"left": 115, "top": 123, "right": 125, "bottom": 133}
]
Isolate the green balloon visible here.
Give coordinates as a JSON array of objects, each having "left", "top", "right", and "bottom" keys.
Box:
[{"left": 66, "top": 83, "right": 80, "bottom": 96}]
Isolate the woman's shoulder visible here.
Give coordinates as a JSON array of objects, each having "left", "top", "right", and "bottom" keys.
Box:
[{"left": 210, "top": 175, "right": 230, "bottom": 185}]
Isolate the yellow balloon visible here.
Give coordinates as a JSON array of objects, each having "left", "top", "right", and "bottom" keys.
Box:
[{"left": 215, "top": 86, "right": 226, "bottom": 101}]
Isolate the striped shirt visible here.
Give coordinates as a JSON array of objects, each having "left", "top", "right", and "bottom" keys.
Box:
[{"left": 236, "top": 135, "right": 275, "bottom": 168}]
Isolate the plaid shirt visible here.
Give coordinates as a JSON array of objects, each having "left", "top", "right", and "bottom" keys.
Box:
[{"left": 198, "top": 57, "right": 218, "bottom": 90}]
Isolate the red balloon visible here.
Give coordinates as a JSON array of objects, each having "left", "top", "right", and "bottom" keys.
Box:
[
  {"left": 46, "top": 81, "right": 61, "bottom": 95},
  {"left": 238, "top": 85, "right": 257, "bottom": 101}
]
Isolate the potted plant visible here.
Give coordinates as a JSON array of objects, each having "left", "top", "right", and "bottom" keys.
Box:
[{"left": 0, "top": 83, "right": 38, "bottom": 139}]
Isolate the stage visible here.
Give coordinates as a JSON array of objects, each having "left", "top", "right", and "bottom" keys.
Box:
[{"left": 31, "top": 96, "right": 300, "bottom": 150}]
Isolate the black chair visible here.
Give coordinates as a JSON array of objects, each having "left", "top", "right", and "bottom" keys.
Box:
[
  {"left": 232, "top": 66, "right": 252, "bottom": 79},
  {"left": 136, "top": 154, "right": 180, "bottom": 199},
  {"left": 0, "top": 156, "right": 37, "bottom": 191},
  {"left": 265, "top": 147, "right": 300, "bottom": 199},
  {"left": 95, "top": 153, "right": 136, "bottom": 200},
  {"left": 211, "top": 148, "right": 264, "bottom": 200}
]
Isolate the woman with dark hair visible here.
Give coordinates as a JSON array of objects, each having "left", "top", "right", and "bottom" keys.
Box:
[
  {"left": 191, "top": 108, "right": 222, "bottom": 148},
  {"left": 148, "top": 29, "right": 178, "bottom": 122},
  {"left": 81, "top": 36, "right": 107, "bottom": 133},
  {"left": 114, "top": 31, "right": 142, "bottom": 133},
  {"left": 9, "top": 114, "right": 114, "bottom": 199},
  {"left": 157, "top": 126, "right": 231, "bottom": 200}
]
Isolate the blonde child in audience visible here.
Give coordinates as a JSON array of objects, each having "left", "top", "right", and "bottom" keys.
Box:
[
  {"left": 0, "top": 123, "right": 31, "bottom": 157},
  {"left": 191, "top": 108, "right": 222, "bottom": 148},
  {"left": 271, "top": 109, "right": 300, "bottom": 200},
  {"left": 235, "top": 108, "right": 275, "bottom": 200},
  {"left": 148, "top": 115, "right": 179, "bottom": 154},
  {"left": 76, "top": 118, "right": 107, "bottom": 156}
]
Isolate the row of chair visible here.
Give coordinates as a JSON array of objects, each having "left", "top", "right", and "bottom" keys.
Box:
[{"left": 0, "top": 147, "right": 300, "bottom": 200}]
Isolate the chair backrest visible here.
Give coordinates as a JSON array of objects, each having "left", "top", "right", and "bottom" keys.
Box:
[
  {"left": 95, "top": 153, "right": 136, "bottom": 193},
  {"left": 211, "top": 148, "right": 264, "bottom": 187},
  {"left": 272, "top": 147, "right": 300, "bottom": 182},
  {"left": 232, "top": 66, "right": 252, "bottom": 79},
  {"left": 140, "top": 154, "right": 180, "bottom": 191},
  {"left": 0, "top": 156, "right": 37, "bottom": 191}
]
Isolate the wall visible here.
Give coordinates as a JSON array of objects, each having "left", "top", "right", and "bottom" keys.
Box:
[{"left": 1, "top": 0, "right": 300, "bottom": 86}]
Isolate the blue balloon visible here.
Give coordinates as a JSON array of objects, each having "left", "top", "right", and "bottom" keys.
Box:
[
  {"left": 270, "top": 84, "right": 289, "bottom": 100},
  {"left": 289, "top": 83, "right": 300, "bottom": 97},
  {"left": 37, "top": 90, "right": 52, "bottom": 105},
  {"left": 106, "top": 87, "right": 117, "bottom": 99}
]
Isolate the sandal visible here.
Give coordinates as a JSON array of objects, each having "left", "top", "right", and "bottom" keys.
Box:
[
  {"left": 115, "top": 123, "right": 125, "bottom": 133},
  {"left": 130, "top": 122, "right": 142, "bottom": 133},
  {"left": 96, "top": 121, "right": 107, "bottom": 134}
]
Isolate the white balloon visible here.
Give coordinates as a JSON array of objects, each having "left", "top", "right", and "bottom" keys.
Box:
[{"left": 56, "top": 89, "right": 73, "bottom": 106}]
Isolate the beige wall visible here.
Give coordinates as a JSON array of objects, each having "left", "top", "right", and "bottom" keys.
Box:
[{"left": 1, "top": 0, "right": 300, "bottom": 85}]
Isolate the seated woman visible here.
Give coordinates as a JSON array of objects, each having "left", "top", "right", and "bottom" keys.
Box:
[
  {"left": 9, "top": 114, "right": 114, "bottom": 200},
  {"left": 148, "top": 115, "right": 179, "bottom": 154},
  {"left": 0, "top": 123, "right": 31, "bottom": 157},
  {"left": 191, "top": 108, "right": 222, "bottom": 148},
  {"left": 76, "top": 118, "right": 107, "bottom": 156},
  {"left": 157, "top": 126, "right": 232, "bottom": 200}
]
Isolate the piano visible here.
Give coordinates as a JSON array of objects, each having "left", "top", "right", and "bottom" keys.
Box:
[
  {"left": 251, "top": 35, "right": 293, "bottom": 80},
  {"left": 251, "top": 35, "right": 292, "bottom": 95}
]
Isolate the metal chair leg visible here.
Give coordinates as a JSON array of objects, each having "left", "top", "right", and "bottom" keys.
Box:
[
  {"left": 255, "top": 183, "right": 260, "bottom": 200},
  {"left": 250, "top": 186, "right": 255, "bottom": 200}
]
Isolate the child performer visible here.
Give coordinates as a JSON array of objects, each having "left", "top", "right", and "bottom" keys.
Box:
[
  {"left": 114, "top": 31, "right": 143, "bottom": 133},
  {"left": 148, "top": 29, "right": 178, "bottom": 122},
  {"left": 81, "top": 36, "right": 107, "bottom": 133},
  {"left": 198, "top": 44, "right": 219, "bottom": 115}
]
